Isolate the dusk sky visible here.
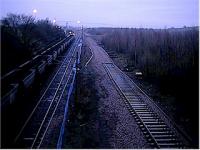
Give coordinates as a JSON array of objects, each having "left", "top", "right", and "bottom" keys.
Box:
[{"left": 1, "top": 0, "right": 199, "bottom": 28}]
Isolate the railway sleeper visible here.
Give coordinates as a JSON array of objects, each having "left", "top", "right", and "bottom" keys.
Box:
[
  {"left": 128, "top": 99, "right": 142, "bottom": 102},
  {"left": 130, "top": 103, "right": 147, "bottom": 106},
  {"left": 128, "top": 98, "right": 143, "bottom": 101},
  {"left": 144, "top": 119, "right": 164, "bottom": 123},
  {"left": 123, "top": 93, "right": 136, "bottom": 96},
  {"left": 155, "top": 136, "right": 177, "bottom": 141},
  {"left": 153, "top": 134, "right": 176, "bottom": 139},
  {"left": 142, "top": 119, "right": 160, "bottom": 123},
  {"left": 125, "top": 95, "right": 140, "bottom": 99},
  {"left": 136, "top": 121, "right": 144, "bottom": 125},
  {"left": 144, "top": 122, "right": 166, "bottom": 125},
  {"left": 135, "top": 117, "right": 142, "bottom": 122},
  {"left": 141, "top": 117, "right": 160, "bottom": 121},
  {"left": 143, "top": 119, "right": 165, "bottom": 124},
  {"left": 128, "top": 98, "right": 142, "bottom": 101},
  {"left": 146, "top": 139, "right": 160, "bottom": 148},
  {"left": 142, "top": 131, "right": 152, "bottom": 136},
  {"left": 145, "top": 120, "right": 164, "bottom": 125},
  {"left": 136, "top": 113, "right": 156, "bottom": 118},
  {"left": 132, "top": 106, "right": 147, "bottom": 109},
  {"left": 139, "top": 124, "right": 146, "bottom": 128},
  {"left": 140, "top": 116, "right": 159, "bottom": 119},
  {"left": 136, "top": 111, "right": 153, "bottom": 114},
  {"left": 157, "top": 143, "right": 181, "bottom": 148},
  {"left": 126, "top": 104, "right": 133, "bottom": 109},
  {"left": 150, "top": 131, "right": 174, "bottom": 135},
  {"left": 133, "top": 106, "right": 149, "bottom": 109},
  {"left": 130, "top": 112, "right": 137, "bottom": 116},
  {"left": 128, "top": 101, "right": 143, "bottom": 105},
  {"left": 131, "top": 106, "right": 148, "bottom": 112},
  {"left": 131, "top": 104, "right": 147, "bottom": 107},
  {"left": 144, "top": 133, "right": 152, "bottom": 138},
  {"left": 148, "top": 128, "right": 171, "bottom": 133},
  {"left": 136, "top": 112, "right": 154, "bottom": 116},
  {"left": 147, "top": 124, "right": 168, "bottom": 129},
  {"left": 148, "top": 127, "right": 170, "bottom": 132},
  {"left": 146, "top": 138, "right": 155, "bottom": 142},
  {"left": 133, "top": 107, "right": 149, "bottom": 112},
  {"left": 148, "top": 142, "right": 158, "bottom": 147}
]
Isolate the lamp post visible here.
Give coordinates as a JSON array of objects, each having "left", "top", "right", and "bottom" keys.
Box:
[
  {"left": 76, "top": 20, "right": 83, "bottom": 40},
  {"left": 32, "top": 9, "right": 37, "bottom": 17},
  {"left": 77, "top": 20, "right": 81, "bottom": 24},
  {"left": 53, "top": 19, "right": 56, "bottom": 24}
]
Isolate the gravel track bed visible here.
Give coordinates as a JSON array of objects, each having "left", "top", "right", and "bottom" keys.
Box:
[{"left": 86, "top": 36, "right": 149, "bottom": 148}]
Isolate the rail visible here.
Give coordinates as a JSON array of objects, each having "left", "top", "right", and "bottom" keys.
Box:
[
  {"left": 103, "top": 63, "right": 188, "bottom": 148},
  {"left": 57, "top": 61, "right": 77, "bottom": 149},
  {"left": 101, "top": 46, "right": 192, "bottom": 146},
  {"left": 31, "top": 37, "right": 80, "bottom": 148}
]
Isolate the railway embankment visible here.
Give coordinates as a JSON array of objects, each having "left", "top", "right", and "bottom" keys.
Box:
[{"left": 64, "top": 36, "right": 149, "bottom": 148}]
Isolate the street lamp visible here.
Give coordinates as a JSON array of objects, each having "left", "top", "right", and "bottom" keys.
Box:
[
  {"left": 76, "top": 20, "right": 83, "bottom": 40},
  {"left": 53, "top": 19, "right": 56, "bottom": 24},
  {"left": 32, "top": 9, "right": 37, "bottom": 18},
  {"left": 33, "top": 9, "right": 37, "bottom": 14},
  {"left": 77, "top": 20, "right": 81, "bottom": 24}
]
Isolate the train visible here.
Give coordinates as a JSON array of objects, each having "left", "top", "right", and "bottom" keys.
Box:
[{"left": 2, "top": 32, "right": 75, "bottom": 108}]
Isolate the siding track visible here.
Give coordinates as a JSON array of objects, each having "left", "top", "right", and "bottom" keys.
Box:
[{"left": 103, "top": 63, "right": 188, "bottom": 148}]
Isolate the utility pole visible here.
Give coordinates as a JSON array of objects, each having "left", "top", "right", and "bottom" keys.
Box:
[
  {"left": 134, "top": 38, "right": 137, "bottom": 66},
  {"left": 81, "top": 25, "right": 83, "bottom": 40},
  {"left": 66, "top": 22, "right": 68, "bottom": 30}
]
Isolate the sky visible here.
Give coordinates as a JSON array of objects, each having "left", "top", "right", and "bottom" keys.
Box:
[{"left": 0, "top": 0, "right": 199, "bottom": 28}]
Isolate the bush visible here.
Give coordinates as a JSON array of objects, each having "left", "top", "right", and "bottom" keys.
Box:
[
  {"left": 1, "top": 13, "right": 66, "bottom": 75},
  {"left": 99, "top": 27, "right": 198, "bottom": 79}
]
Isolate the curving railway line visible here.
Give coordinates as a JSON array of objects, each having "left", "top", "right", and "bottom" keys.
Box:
[
  {"left": 103, "top": 62, "right": 190, "bottom": 148},
  {"left": 13, "top": 35, "right": 81, "bottom": 148}
]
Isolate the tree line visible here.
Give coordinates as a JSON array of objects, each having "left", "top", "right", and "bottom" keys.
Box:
[
  {"left": 97, "top": 27, "right": 198, "bottom": 79},
  {"left": 87, "top": 26, "right": 199, "bottom": 99},
  {"left": 1, "top": 14, "right": 66, "bottom": 75}
]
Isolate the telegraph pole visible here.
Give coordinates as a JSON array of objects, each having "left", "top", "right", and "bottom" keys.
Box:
[
  {"left": 66, "top": 22, "right": 68, "bottom": 30},
  {"left": 134, "top": 38, "right": 137, "bottom": 66},
  {"left": 81, "top": 25, "right": 83, "bottom": 40}
]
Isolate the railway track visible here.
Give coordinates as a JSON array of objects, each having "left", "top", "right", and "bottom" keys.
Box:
[
  {"left": 103, "top": 63, "right": 188, "bottom": 148},
  {"left": 14, "top": 36, "right": 81, "bottom": 148}
]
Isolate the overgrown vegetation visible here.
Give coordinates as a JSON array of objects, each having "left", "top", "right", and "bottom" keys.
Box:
[
  {"left": 87, "top": 27, "right": 199, "bottom": 146},
  {"left": 89, "top": 27, "right": 198, "bottom": 78},
  {"left": 1, "top": 13, "right": 66, "bottom": 75},
  {"left": 65, "top": 69, "right": 100, "bottom": 148}
]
